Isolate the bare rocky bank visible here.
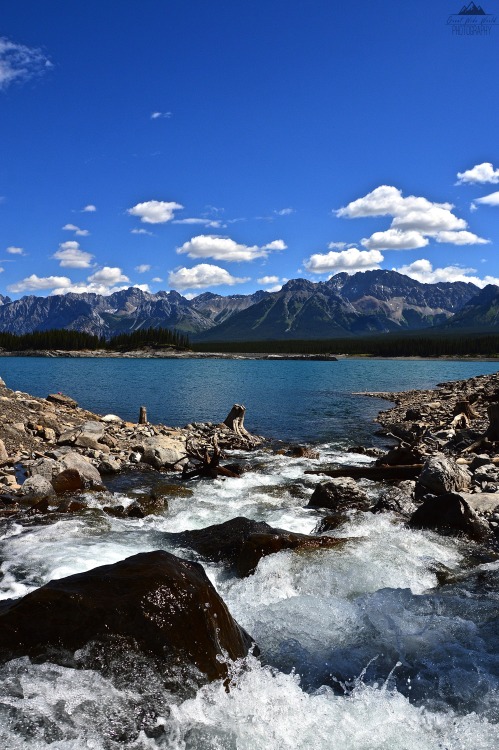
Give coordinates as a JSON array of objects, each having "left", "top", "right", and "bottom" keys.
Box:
[{"left": 0, "top": 376, "right": 264, "bottom": 516}]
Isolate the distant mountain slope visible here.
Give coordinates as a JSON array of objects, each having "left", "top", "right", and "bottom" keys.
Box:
[
  {"left": 440, "top": 284, "right": 499, "bottom": 331},
  {"left": 0, "top": 287, "right": 267, "bottom": 338},
  {"left": 0, "top": 271, "right": 484, "bottom": 341},
  {"left": 194, "top": 271, "right": 480, "bottom": 342}
]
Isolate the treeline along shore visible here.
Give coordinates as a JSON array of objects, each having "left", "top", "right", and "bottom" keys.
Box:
[
  {"left": 2, "top": 327, "right": 499, "bottom": 358},
  {"left": 1, "top": 367, "right": 499, "bottom": 700}
]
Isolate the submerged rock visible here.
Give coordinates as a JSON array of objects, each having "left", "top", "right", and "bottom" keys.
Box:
[{"left": 0, "top": 550, "right": 254, "bottom": 685}]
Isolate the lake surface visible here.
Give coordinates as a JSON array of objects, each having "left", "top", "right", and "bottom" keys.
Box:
[
  {"left": 1, "top": 357, "right": 499, "bottom": 748},
  {"left": 2, "top": 357, "right": 499, "bottom": 444}
]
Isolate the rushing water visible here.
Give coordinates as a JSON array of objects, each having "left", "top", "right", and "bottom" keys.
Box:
[{"left": 1, "top": 358, "right": 499, "bottom": 748}]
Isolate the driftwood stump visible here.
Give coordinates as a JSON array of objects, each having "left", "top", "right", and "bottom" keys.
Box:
[
  {"left": 182, "top": 435, "right": 239, "bottom": 480},
  {"left": 139, "top": 406, "right": 148, "bottom": 424},
  {"left": 223, "top": 404, "right": 259, "bottom": 446},
  {"left": 452, "top": 400, "right": 479, "bottom": 421}
]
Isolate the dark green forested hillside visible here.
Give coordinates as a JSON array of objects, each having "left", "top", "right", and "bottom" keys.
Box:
[{"left": 0, "top": 327, "right": 190, "bottom": 352}]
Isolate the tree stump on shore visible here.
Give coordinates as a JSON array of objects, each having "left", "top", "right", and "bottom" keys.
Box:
[
  {"left": 223, "top": 404, "right": 259, "bottom": 446},
  {"left": 139, "top": 406, "right": 148, "bottom": 425}
]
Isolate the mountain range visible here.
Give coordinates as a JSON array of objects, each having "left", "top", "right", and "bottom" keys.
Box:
[{"left": 0, "top": 270, "right": 496, "bottom": 343}]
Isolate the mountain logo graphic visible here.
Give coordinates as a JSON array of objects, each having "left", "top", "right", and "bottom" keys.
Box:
[{"left": 458, "top": 2, "right": 486, "bottom": 13}]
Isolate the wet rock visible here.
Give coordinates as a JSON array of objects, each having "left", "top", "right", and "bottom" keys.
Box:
[
  {"left": 141, "top": 436, "right": 186, "bottom": 470},
  {"left": 56, "top": 498, "right": 87, "bottom": 513},
  {"left": 416, "top": 453, "right": 470, "bottom": 497},
  {"left": 169, "top": 517, "right": 273, "bottom": 566},
  {"left": 409, "top": 493, "right": 491, "bottom": 541},
  {"left": 306, "top": 477, "right": 369, "bottom": 511},
  {"left": 136, "top": 494, "right": 168, "bottom": 515},
  {"left": 237, "top": 530, "right": 347, "bottom": 577},
  {"left": 313, "top": 513, "right": 349, "bottom": 533},
  {"left": 371, "top": 485, "right": 417, "bottom": 518},
  {"left": 20, "top": 475, "right": 55, "bottom": 497},
  {"left": 289, "top": 446, "right": 320, "bottom": 459},
  {"left": 168, "top": 516, "right": 349, "bottom": 577},
  {"left": 0, "top": 550, "right": 254, "bottom": 684}
]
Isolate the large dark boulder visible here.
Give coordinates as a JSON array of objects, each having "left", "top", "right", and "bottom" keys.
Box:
[
  {"left": 0, "top": 551, "right": 254, "bottom": 684},
  {"left": 168, "top": 516, "right": 349, "bottom": 577},
  {"left": 409, "top": 493, "right": 491, "bottom": 541},
  {"left": 168, "top": 516, "right": 273, "bottom": 566}
]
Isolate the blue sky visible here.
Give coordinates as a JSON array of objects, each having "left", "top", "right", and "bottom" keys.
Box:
[{"left": 1, "top": 0, "right": 499, "bottom": 299}]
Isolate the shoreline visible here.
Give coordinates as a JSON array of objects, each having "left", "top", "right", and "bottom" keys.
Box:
[{"left": 1, "top": 348, "right": 499, "bottom": 362}]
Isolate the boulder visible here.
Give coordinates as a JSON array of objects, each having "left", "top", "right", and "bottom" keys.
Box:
[
  {"left": 371, "top": 485, "right": 417, "bottom": 518},
  {"left": 167, "top": 516, "right": 349, "bottom": 577},
  {"left": 98, "top": 457, "right": 122, "bottom": 474},
  {"left": 0, "top": 551, "right": 254, "bottom": 685},
  {"left": 306, "top": 477, "right": 369, "bottom": 511},
  {"left": 101, "top": 414, "right": 122, "bottom": 423},
  {"left": 29, "top": 457, "right": 61, "bottom": 482},
  {"left": 141, "top": 436, "right": 186, "bottom": 470},
  {"left": 169, "top": 517, "right": 272, "bottom": 566},
  {"left": 52, "top": 451, "right": 103, "bottom": 492},
  {"left": 20, "top": 475, "right": 55, "bottom": 497},
  {"left": 0, "top": 438, "right": 8, "bottom": 463},
  {"left": 416, "top": 453, "right": 470, "bottom": 497},
  {"left": 409, "top": 493, "right": 491, "bottom": 541}
]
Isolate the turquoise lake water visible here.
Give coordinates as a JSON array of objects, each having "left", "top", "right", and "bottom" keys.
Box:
[{"left": 1, "top": 357, "right": 498, "bottom": 444}]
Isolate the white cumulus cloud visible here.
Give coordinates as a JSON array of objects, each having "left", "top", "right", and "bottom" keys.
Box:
[
  {"left": 435, "top": 231, "right": 489, "bottom": 245},
  {"left": 152, "top": 277, "right": 163, "bottom": 283},
  {"left": 7, "top": 274, "right": 72, "bottom": 293},
  {"left": 304, "top": 247, "right": 384, "bottom": 274},
  {"left": 474, "top": 191, "right": 499, "bottom": 207},
  {"left": 257, "top": 275, "right": 280, "bottom": 284},
  {"left": 135, "top": 264, "right": 151, "bottom": 273},
  {"left": 52, "top": 241, "right": 95, "bottom": 268},
  {"left": 274, "top": 208, "right": 294, "bottom": 216},
  {"left": 128, "top": 200, "right": 183, "bottom": 224},
  {"left": 88, "top": 267, "right": 129, "bottom": 285},
  {"left": 151, "top": 111, "right": 172, "bottom": 119},
  {"left": 395, "top": 259, "right": 499, "bottom": 288},
  {"left": 6, "top": 246, "right": 25, "bottom": 255},
  {"left": 131, "top": 228, "right": 154, "bottom": 235},
  {"left": 362, "top": 229, "right": 429, "bottom": 251},
  {"left": 62, "top": 223, "right": 90, "bottom": 237},
  {"left": 337, "top": 184, "right": 486, "bottom": 248},
  {"left": 177, "top": 235, "right": 286, "bottom": 262},
  {"left": 0, "top": 37, "right": 51, "bottom": 90},
  {"left": 168, "top": 264, "right": 250, "bottom": 290},
  {"left": 456, "top": 162, "right": 499, "bottom": 184},
  {"left": 82, "top": 204, "right": 97, "bottom": 212}
]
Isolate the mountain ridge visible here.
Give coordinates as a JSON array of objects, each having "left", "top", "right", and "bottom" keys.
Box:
[{"left": 0, "top": 270, "right": 493, "bottom": 342}]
